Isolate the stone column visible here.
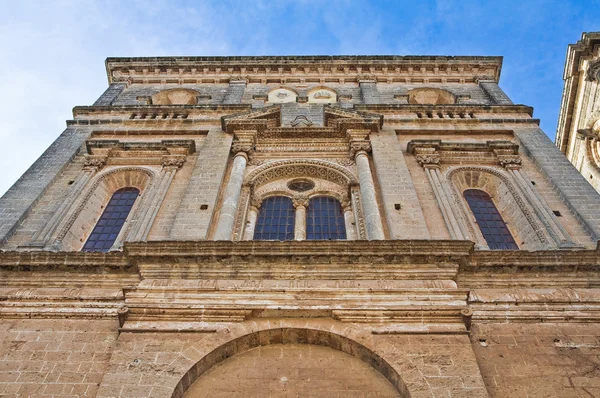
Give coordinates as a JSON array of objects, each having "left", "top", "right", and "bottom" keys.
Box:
[
  {"left": 243, "top": 200, "right": 260, "bottom": 241},
  {"left": 342, "top": 200, "right": 357, "bottom": 240},
  {"left": 214, "top": 143, "right": 251, "bottom": 240},
  {"left": 351, "top": 142, "right": 385, "bottom": 240},
  {"left": 293, "top": 196, "right": 308, "bottom": 241},
  {"left": 130, "top": 156, "right": 184, "bottom": 242},
  {"left": 25, "top": 156, "right": 106, "bottom": 249},
  {"left": 416, "top": 154, "right": 470, "bottom": 241}
]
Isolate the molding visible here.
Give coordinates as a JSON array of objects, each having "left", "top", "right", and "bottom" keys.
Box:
[{"left": 105, "top": 56, "right": 504, "bottom": 84}]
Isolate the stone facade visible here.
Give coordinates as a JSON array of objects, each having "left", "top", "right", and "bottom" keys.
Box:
[
  {"left": 556, "top": 32, "right": 600, "bottom": 197},
  {"left": 1, "top": 55, "right": 600, "bottom": 397}
]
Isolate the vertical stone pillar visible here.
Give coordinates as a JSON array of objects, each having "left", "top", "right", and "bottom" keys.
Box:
[
  {"left": 214, "top": 143, "right": 251, "bottom": 240},
  {"left": 130, "top": 156, "right": 184, "bottom": 242},
  {"left": 293, "top": 196, "right": 308, "bottom": 241},
  {"left": 358, "top": 75, "right": 379, "bottom": 104},
  {"left": 243, "top": 201, "right": 260, "bottom": 241},
  {"left": 416, "top": 154, "right": 469, "bottom": 241},
  {"left": 26, "top": 156, "right": 106, "bottom": 248},
  {"left": 351, "top": 142, "right": 385, "bottom": 240},
  {"left": 342, "top": 200, "right": 357, "bottom": 240}
]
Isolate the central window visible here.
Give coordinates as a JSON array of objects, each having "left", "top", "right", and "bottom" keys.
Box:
[{"left": 253, "top": 196, "right": 295, "bottom": 241}]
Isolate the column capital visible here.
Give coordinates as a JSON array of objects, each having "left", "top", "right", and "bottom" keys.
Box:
[
  {"left": 250, "top": 197, "right": 262, "bottom": 210},
  {"left": 350, "top": 141, "right": 372, "bottom": 158},
  {"left": 416, "top": 154, "right": 441, "bottom": 169},
  {"left": 83, "top": 155, "right": 107, "bottom": 171},
  {"left": 498, "top": 155, "right": 522, "bottom": 170},
  {"left": 162, "top": 155, "right": 186, "bottom": 170},
  {"left": 292, "top": 195, "right": 309, "bottom": 209},
  {"left": 231, "top": 141, "right": 254, "bottom": 158}
]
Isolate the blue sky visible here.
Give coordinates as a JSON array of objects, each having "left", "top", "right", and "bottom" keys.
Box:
[{"left": 0, "top": 0, "right": 598, "bottom": 195}]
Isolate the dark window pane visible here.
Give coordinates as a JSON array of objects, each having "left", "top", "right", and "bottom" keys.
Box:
[
  {"left": 82, "top": 187, "right": 139, "bottom": 253},
  {"left": 306, "top": 196, "right": 347, "bottom": 240},
  {"left": 464, "top": 189, "right": 518, "bottom": 250},
  {"left": 254, "top": 196, "right": 295, "bottom": 241}
]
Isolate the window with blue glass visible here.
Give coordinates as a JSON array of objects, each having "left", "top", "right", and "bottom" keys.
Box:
[
  {"left": 463, "top": 189, "right": 518, "bottom": 250},
  {"left": 82, "top": 187, "right": 140, "bottom": 252},
  {"left": 306, "top": 196, "right": 347, "bottom": 240},
  {"left": 253, "top": 196, "right": 295, "bottom": 241}
]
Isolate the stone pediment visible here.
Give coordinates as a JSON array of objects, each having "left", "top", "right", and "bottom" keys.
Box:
[
  {"left": 222, "top": 105, "right": 382, "bottom": 142},
  {"left": 221, "top": 105, "right": 281, "bottom": 133}
]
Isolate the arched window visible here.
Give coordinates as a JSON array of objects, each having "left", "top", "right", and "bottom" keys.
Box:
[
  {"left": 306, "top": 196, "right": 347, "bottom": 240},
  {"left": 463, "top": 189, "right": 518, "bottom": 250},
  {"left": 253, "top": 196, "right": 295, "bottom": 241},
  {"left": 82, "top": 187, "right": 140, "bottom": 252}
]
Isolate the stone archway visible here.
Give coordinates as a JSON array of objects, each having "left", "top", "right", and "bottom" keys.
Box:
[
  {"left": 172, "top": 328, "right": 409, "bottom": 398},
  {"left": 183, "top": 343, "right": 401, "bottom": 397}
]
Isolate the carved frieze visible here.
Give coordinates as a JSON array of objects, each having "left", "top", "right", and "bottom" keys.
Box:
[
  {"left": 83, "top": 156, "right": 107, "bottom": 170},
  {"left": 585, "top": 59, "right": 600, "bottom": 82},
  {"left": 497, "top": 155, "right": 522, "bottom": 169},
  {"left": 162, "top": 155, "right": 186, "bottom": 169}
]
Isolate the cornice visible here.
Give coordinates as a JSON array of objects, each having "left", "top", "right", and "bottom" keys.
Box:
[{"left": 105, "top": 55, "right": 504, "bottom": 85}]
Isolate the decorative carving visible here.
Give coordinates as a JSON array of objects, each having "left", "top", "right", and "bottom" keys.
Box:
[
  {"left": 351, "top": 186, "right": 367, "bottom": 239},
  {"left": 416, "top": 154, "right": 441, "bottom": 168},
  {"left": 312, "top": 90, "right": 332, "bottom": 99},
  {"left": 161, "top": 156, "right": 186, "bottom": 169},
  {"left": 498, "top": 155, "right": 522, "bottom": 169},
  {"left": 288, "top": 179, "right": 315, "bottom": 192},
  {"left": 290, "top": 115, "right": 313, "bottom": 127},
  {"left": 446, "top": 166, "right": 549, "bottom": 246},
  {"left": 246, "top": 159, "right": 358, "bottom": 188},
  {"left": 54, "top": 167, "right": 157, "bottom": 244},
  {"left": 585, "top": 60, "right": 600, "bottom": 82},
  {"left": 276, "top": 92, "right": 288, "bottom": 99},
  {"left": 350, "top": 141, "right": 372, "bottom": 157},
  {"left": 231, "top": 142, "right": 254, "bottom": 155},
  {"left": 356, "top": 74, "right": 377, "bottom": 82},
  {"left": 229, "top": 75, "right": 249, "bottom": 83},
  {"left": 83, "top": 156, "right": 107, "bottom": 170},
  {"left": 292, "top": 195, "right": 309, "bottom": 208}
]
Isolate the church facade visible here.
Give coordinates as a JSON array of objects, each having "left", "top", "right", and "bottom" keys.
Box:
[{"left": 1, "top": 55, "right": 600, "bottom": 397}]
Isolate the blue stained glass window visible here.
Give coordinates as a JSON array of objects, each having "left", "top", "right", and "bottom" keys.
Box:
[
  {"left": 82, "top": 187, "right": 140, "bottom": 252},
  {"left": 253, "top": 196, "right": 295, "bottom": 241},
  {"left": 463, "top": 189, "right": 518, "bottom": 250},
  {"left": 306, "top": 196, "right": 346, "bottom": 240}
]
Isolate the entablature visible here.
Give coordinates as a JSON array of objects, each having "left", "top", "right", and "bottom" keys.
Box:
[{"left": 105, "top": 55, "right": 503, "bottom": 85}]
